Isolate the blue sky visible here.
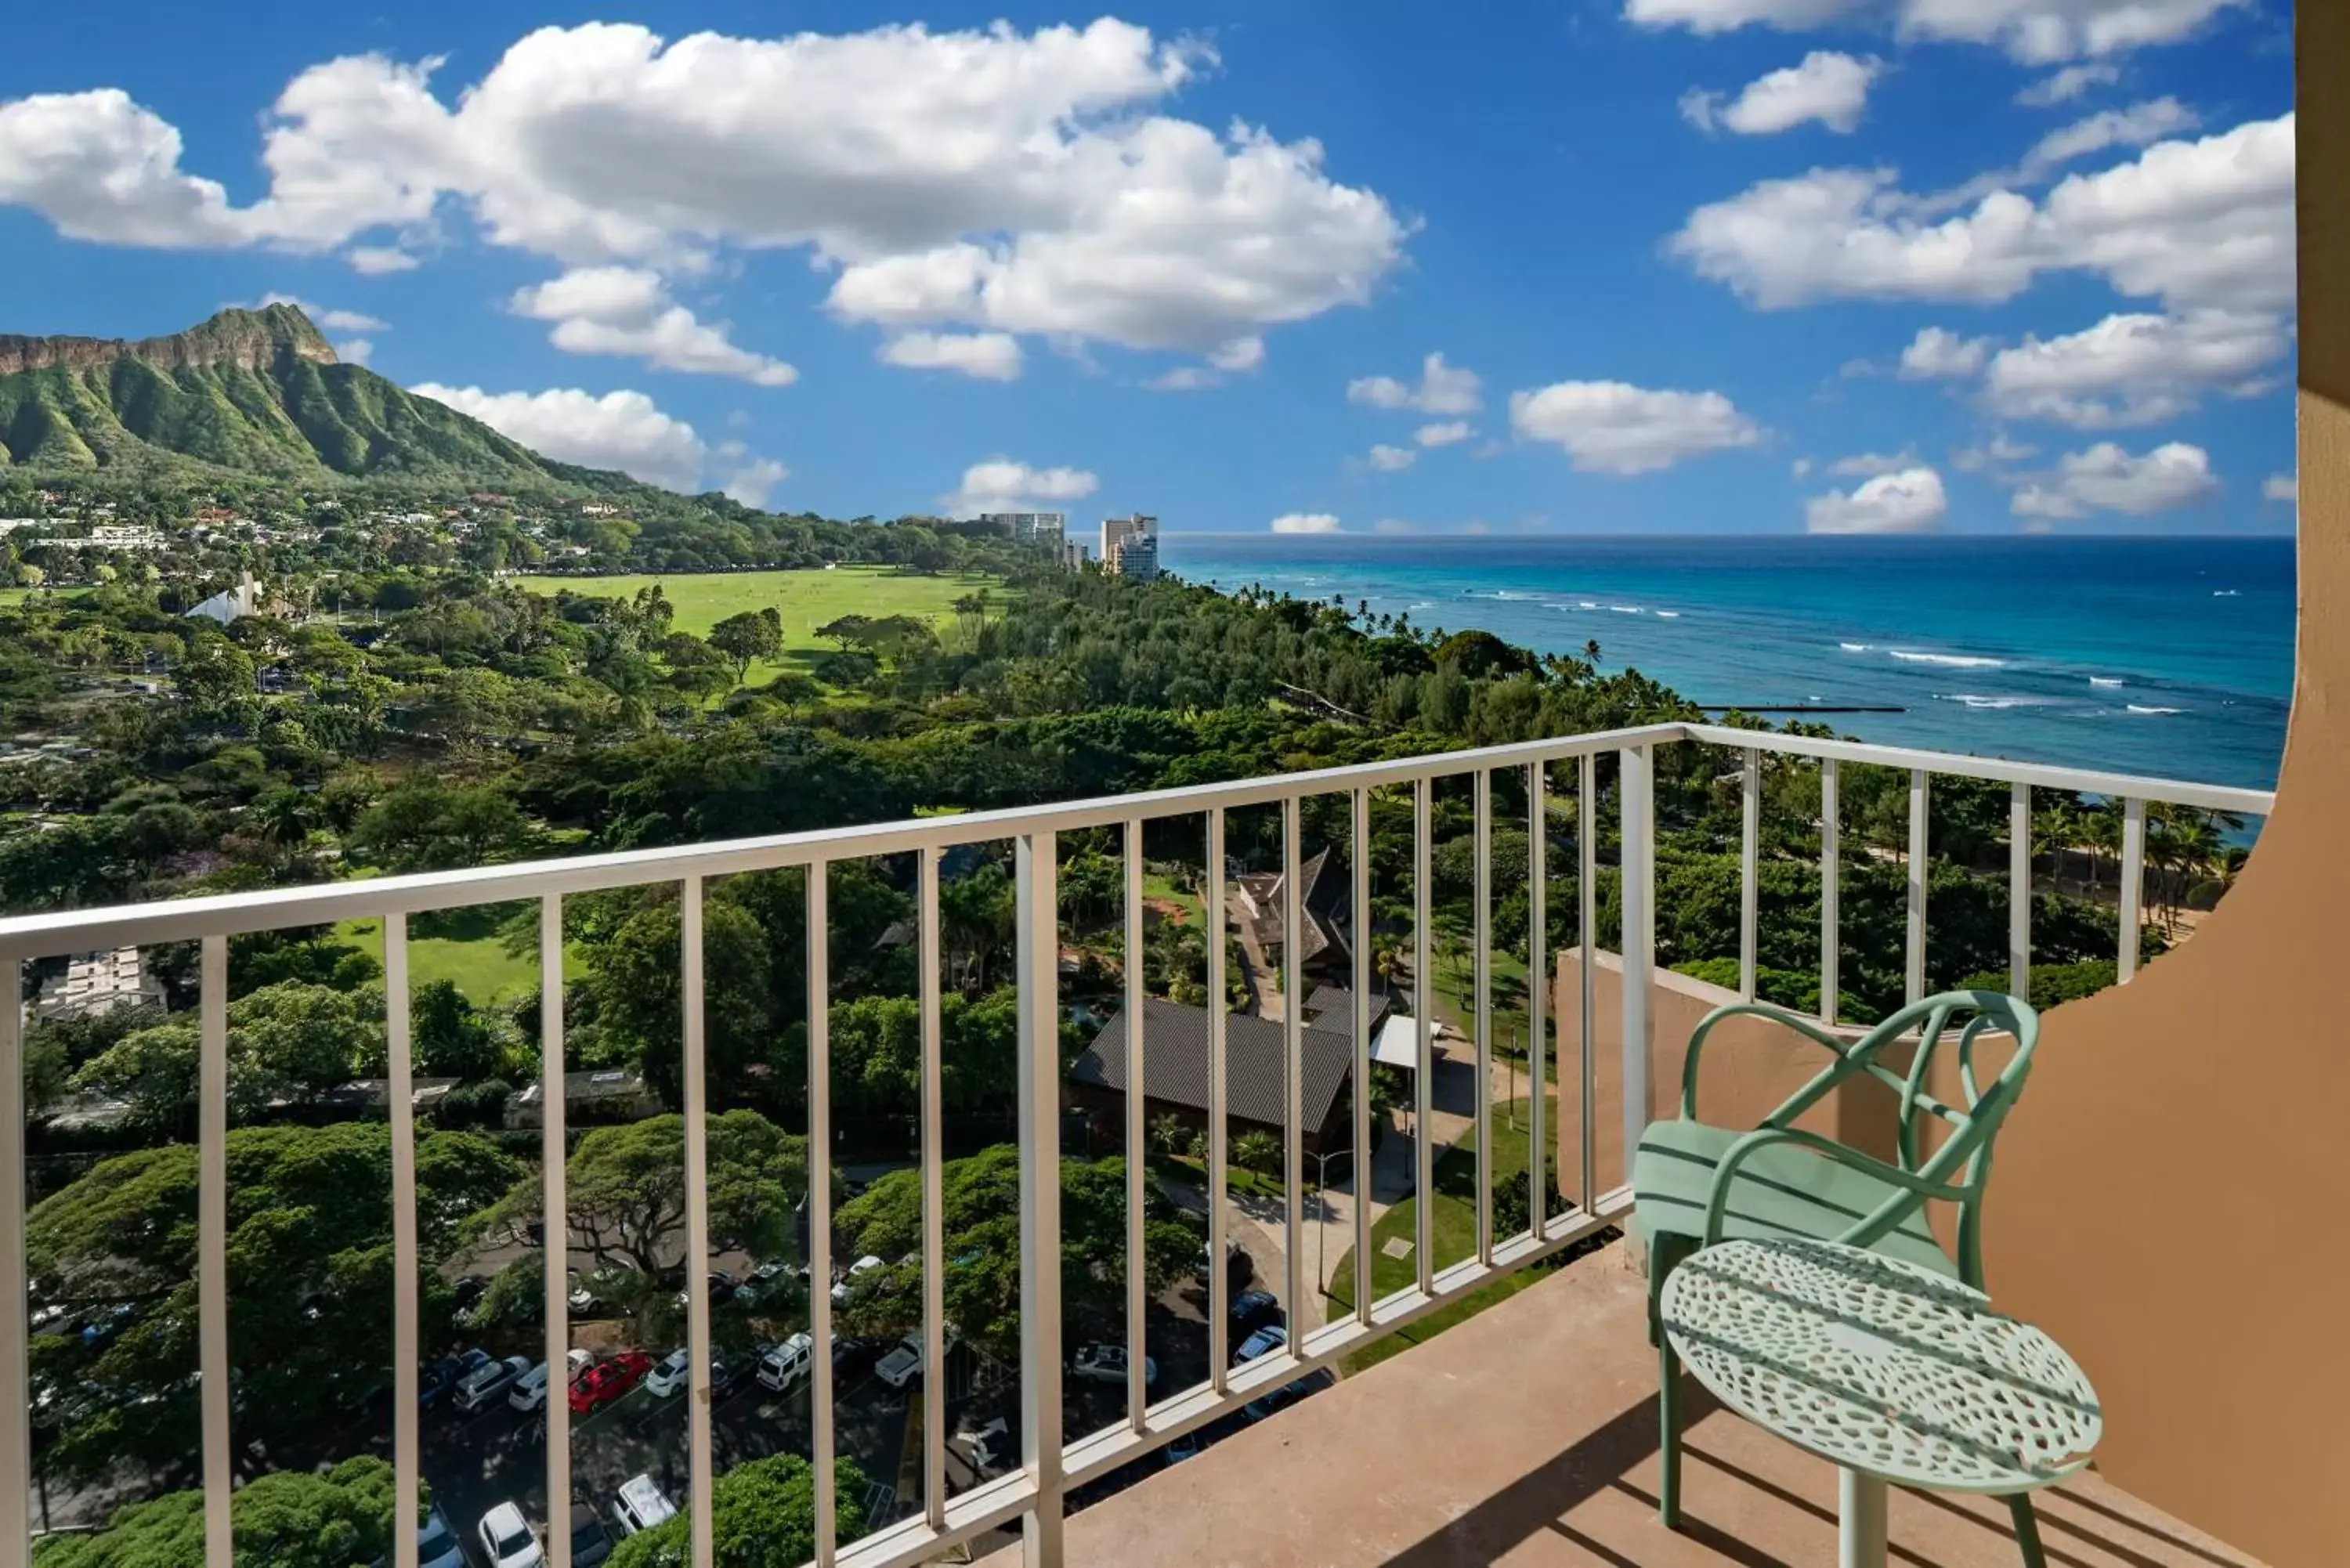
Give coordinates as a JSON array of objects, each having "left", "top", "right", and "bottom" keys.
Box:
[{"left": 0, "top": 0, "right": 2298, "bottom": 534}]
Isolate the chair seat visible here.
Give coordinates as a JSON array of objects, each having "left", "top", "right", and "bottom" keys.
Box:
[{"left": 1632, "top": 1118, "right": 1957, "bottom": 1278}]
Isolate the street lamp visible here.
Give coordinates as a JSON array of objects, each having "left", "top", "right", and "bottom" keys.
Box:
[{"left": 1307, "top": 1146, "right": 1350, "bottom": 1301}]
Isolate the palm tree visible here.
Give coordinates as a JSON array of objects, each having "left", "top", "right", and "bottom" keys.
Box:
[{"left": 1583, "top": 638, "right": 1602, "bottom": 663}]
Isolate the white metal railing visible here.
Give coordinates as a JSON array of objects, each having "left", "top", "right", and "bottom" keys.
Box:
[{"left": 0, "top": 722, "right": 2276, "bottom": 1568}]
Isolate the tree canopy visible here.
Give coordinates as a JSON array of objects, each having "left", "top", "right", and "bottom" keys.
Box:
[
  {"left": 31, "top": 1456, "right": 403, "bottom": 1568},
  {"left": 609, "top": 1454, "right": 867, "bottom": 1568}
]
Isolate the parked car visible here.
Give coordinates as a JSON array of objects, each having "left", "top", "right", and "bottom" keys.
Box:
[
  {"left": 512, "top": 1348, "right": 595, "bottom": 1411},
  {"left": 450, "top": 1274, "right": 488, "bottom": 1323},
  {"left": 1234, "top": 1324, "right": 1288, "bottom": 1364},
  {"left": 874, "top": 1331, "right": 926, "bottom": 1389},
  {"left": 569, "top": 1351, "right": 653, "bottom": 1415},
  {"left": 568, "top": 1503, "right": 614, "bottom": 1568},
  {"left": 454, "top": 1355, "right": 533, "bottom": 1414},
  {"left": 1161, "top": 1429, "right": 1204, "bottom": 1466},
  {"left": 645, "top": 1348, "right": 691, "bottom": 1398},
  {"left": 420, "top": 1349, "right": 493, "bottom": 1408},
  {"left": 1230, "top": 1290, "right": 1283, "bottom": 1332},
  {"left": 1193, "top": 1240, "right": 1253, "bottom": 1290},
  {"left": 1245, "top": 1367, "right": 1333, "bottom": 1423},
  {"left": 832, "top": 1255, "right": 884, "bottom": 1302},
  {"left": 1071, "top": 1344, "right": 1156, "bottom": 1386},
  {"left": 735, "top": 1261, "right": 792, "bottom": 1306},
  {"left": 614, "top": 1474, "right": 677, "bottom": 1537},
  {"left": 569, "top": 1267, "right": 637, "bottom": 1317},
  {"left": 477, "top": 1501, "right": 544, "bottom": 1568},
  {"left": 832, "top": 1335, "right": 884, "bottom": 1380},
  {"left": 968, "top": 1416, "right": 1014, "bottom": 1474},
  {"left": 709, "top": 1350, "right": 748, "bottom": 1399},
  {"left": 758, "top": 1332, "right": 815, "bottom": 1393},
  {"left": 417, "top": 1505, "right": 466, "bottom": 1568}
]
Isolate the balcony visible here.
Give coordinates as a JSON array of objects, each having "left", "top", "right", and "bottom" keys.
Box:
[{"left": 0, "top": 721, "right": 2290, "bottom": 1568}]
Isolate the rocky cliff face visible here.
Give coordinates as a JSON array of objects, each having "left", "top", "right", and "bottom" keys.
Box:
[{"left": 0, "top": 304, "right": 338, "bottom": 378}]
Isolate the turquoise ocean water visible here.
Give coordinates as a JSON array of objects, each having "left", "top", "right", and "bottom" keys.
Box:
[{"left": 1156, "top": 535, "right": 2295, "bottom": 792}]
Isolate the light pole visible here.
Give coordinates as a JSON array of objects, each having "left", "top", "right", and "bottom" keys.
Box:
[{"left": 1308, "top": 1146, "right": 1350, "bottom": 1302}]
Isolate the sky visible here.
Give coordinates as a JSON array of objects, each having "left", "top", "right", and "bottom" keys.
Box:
[{"left": 0, "top": 0, "right": 2300, "bottom": 536}]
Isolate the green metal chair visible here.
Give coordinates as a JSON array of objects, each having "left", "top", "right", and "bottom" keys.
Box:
[{"left": 1633, "top": 989, "right": 2047, "bottom": 1563}]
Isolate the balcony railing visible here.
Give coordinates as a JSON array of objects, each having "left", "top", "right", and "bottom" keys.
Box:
[{"left": 0, "top": 722, "right": 2276, "bottom": 1568}]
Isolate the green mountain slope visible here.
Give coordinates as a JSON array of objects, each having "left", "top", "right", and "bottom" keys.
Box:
[{"left": 0, "top": 305, "right": 578, "bottom": 487}]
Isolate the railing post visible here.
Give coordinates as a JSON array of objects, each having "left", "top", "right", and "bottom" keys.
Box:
[
  {"left": 1906, "top": 770, "right": 1929, "bottom": 1009},
  {"left": 681, "top": 878, "right": 714, "bottom": 1568},
  {"left": 1473, "top": 768, "right": 1493, "bottom": 1260},
  {"left": 1739, "top": 749, "right": 1760, "bottom": 1003},
  {"left": 1525, "top": 763, "right": 1546, "bottom": 1237},
  {"left": 197, "top": 936, "right": 230, "bottom": 1568},
  {"left": 2010, "top": 783, "right": 2033, "bottom": 999},
  {"left": 1015, "top": 833, "right": 1065, "bottom": 1566},
  {"left": 808, "top": 864, "right": 837, "bottom": 1566},
  {"left": 1122, "top": 822, "right": 1147, "bottom": 1433},
  {"left": 1281, "top": 799, "right": 1305, "bottom": 1321},
  {"left": 1618, "top": 746, "right": 1654, "bottom": 1186},
  {"left": 386, "top": 919, "right": 420, "bottom": 1568},
  {"left": 2119, "top": 798, "right": 2147, "bottom": 982},
  {"left": 1348, "top": 789, "right": 1372, "bottom": 1321},
  {"left": 1206, "top": 811, "right": 1234, "bottom": 1375},
  {"left": 1413, "top": 777, "right": 1434, "bottom": 1292},
  {"left": 1820, "top": 759, "right": 1840, "bottom": 1028},
  {"left": 0, "top": 956, "right": 24, "bottom": 1568},
  {"left": 539, "top": 896, "right": 571, "bottom": 1568},
  {"left": 919, "top": 849, "right": 948, "bottom": 1530},
  {"left": 1577, "top": 753, "right": 1597, "bottom": 1212}
]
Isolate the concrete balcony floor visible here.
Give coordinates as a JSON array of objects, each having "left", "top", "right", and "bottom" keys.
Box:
[{"left": 996, "top": 1245, "right": 2264, "bottom": 1568}]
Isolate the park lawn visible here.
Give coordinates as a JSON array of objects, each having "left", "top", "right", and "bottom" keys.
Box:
[
  {"left": 1141, "top": 870, "right": 1205, "bottom": 926},
  {"left": 334, "top": 905, "right": 585, "bottom": 1008},
  {"left": 0, "top": 587, "right": 89, "bottom": 607},
  {"left": 505, "top": 565, "right": 1003, "bottom": 688},
  {"left": 1325, "top": 1096, "right": 1562, "bottom": 1372}
]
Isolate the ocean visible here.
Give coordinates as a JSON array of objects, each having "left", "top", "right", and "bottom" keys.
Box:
[{"left": 1155, "top": 534, "right": 2295, "bottom": 793}]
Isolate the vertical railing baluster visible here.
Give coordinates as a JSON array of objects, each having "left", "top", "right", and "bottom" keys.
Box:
[
  {"left": 1618, "top": 747, "right": 1654, "bottom": 1182},
  {"left": 0, "top": 954, "right": 24, "bottom": 1568},
  {"left": 1906, "top": 770, "right": 1930, "bottom": 1009},
  {"left": 919, "top": 849, "right": 946, "bottom": 1530},
  {"left": 1820, "top": 760, "right": 1841, "bottom": 1028},
  {"left": 540, "top": 896, "right": 571, "bottom": 1568},
  {"left": 1014, "top": 833, "right": 1065, "bottom": 1566},
  {"left": 1206, "top": 811, "right": 1231, "bottom": 1384},
  {"left": 1280, "top": 799, "right": 1304, "bottom": 1328},
  {"left": 1525, "top": 763, "right": 1546, "bottom": 1237},
  {"left": 681, "top": 878, "right": 714, "bottom": 1568},
  {"left": 1349, "top": 789, "right": 1372, "bottom": 1324},
  {"left": 807, "top": 863, "right": 837, "bottom": 1566},
  {"left": 199, "top": 934, "right": 230, "bottom": 1568},
  {"left": 1740, "top": 750, "right": 1760, "bottom": 1003},
  {"left": 1473, "top": 769, "right": 1493, "bottom": 1263},
  {"left": 1577, "top": 753, "right": 1596, "bottom": 1213},
  {"left": 1123, "top": 822, "right": 1146, "bottom": 1433},
  {"left": 1413, "top": 777, "right": 1434, "bottom": 1293},
  {"left": 386, "top": 918, "right": 420, "bottom": 1568},
  {"left": 2119, "top": 798, "right": 2147, "bottom": 982},
  {"left": 2011, "top": 784, "right": 2033, "bottom": 999}
]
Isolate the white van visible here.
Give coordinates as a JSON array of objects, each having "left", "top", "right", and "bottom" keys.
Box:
[
  {"left": 757, "top": 1332, "right": 814, "bottom": 1393},
  {"left": 613, "top": 1474, "right": 676, "bottom": 1537}
]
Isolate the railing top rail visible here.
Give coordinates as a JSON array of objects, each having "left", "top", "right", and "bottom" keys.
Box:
[
  {"left": 0, "top": 718, "right": 2276, "bottom": 956},
  {"left": 0, "top": 722, "right": 1690, "bottom": 956},
  {"left": 1680, "top": 724, "right": 2277, "bottom": 817}
]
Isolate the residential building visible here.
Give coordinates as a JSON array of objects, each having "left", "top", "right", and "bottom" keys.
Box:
[
  {"left": 1099, "top": 512, "right": 1159, "bottom": 580},
  {"left": 184, "top": 571, "right": 260, "bottom": 626},
  {"left": 1060, "top": 537, "right": 1089, "bottom": 571},
  {"left": 1231, "top": 846, "right": 1354, "bottom": 984},
  {"left": 33, "top": 947, "right": 165, "bottom": 1022},
  {"left": 979, "top": 511, "right": 1068, "bottom": 549}
]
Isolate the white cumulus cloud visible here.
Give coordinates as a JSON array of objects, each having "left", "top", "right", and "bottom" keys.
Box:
[
  {"left": 1669, "top": 112, "right": 2294, "bottom": 314},
  {"left": 1509, "top": 381, "right": 1762, "bottom": 475},
  {"left": 1900, "top": 327, "right": 1990, "bottom": 378},
  {"left": 1828, "top": 448, "right": 1918, "bottom": 477},
  {"left": 1629, "top": 0, "right": 2248, "bottom": 61},
  {"left": 410, "top": 383, "right": 712, "bottom": 491},
  {"left": 2011, "top": 440, "right": 2218, "bottom": 518},
  {"left": 1415, "top": 421, "right": 1473, "bottom": 447},
  {"left": 1681, "top": 52, "right": 1881, "bottom": 136},
  {"left": 1270, "top": 512, "right": 1343, "bottom": 533},
  {"left": 944, "top": 458, "right": 1100, "bottom": 518},
  {"left": 720, "top": 457, "right": 790, "bottom": 509},
  {"left": 1367, "top": 444, "right": 1417, "bottom": 471},
  {"left": 332, "top": 338, "right": 373, "bottom": 366},
  {"left": 2016, "top": 63, "right": 2120, "bottom": 106},
  {"left": 1982, "top": 309, "right": 2289, "bottom": 428},
  {"left": 1347, "top": 352, "right": 1482, "bottom": 415},
  {"left": 879, "top": 331, "right": 1023, "bottom": 381},
  {"left": 2264, "top": 471, "right": 2297, "bottom": 504},
  {"left": 510, "top": 266, "right": 797, "bottom": 386},
  {"left": 1806, "top": 466, "right": 1949, "bottom": 533}
]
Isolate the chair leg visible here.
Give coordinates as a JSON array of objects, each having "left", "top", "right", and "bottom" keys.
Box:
[
  {"left": 1659, "top": 1333, "right": 1683, "bottom": 1528},
  {"left": 2008, "top": 1494, "right": 2048, "bottom": 1568}
]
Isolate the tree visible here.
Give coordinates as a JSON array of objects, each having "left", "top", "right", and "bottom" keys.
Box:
[
  {"left": 1232, "top": 1130, "right": 1281, "bottom": 1176},
  {"left": 471, "top": 1111, "right": 808, "bottom": 1295},
  {"left": 580, "top": 890, "right": 775, "bottom": 1108},
  {"left": 833, "top": 1146, "right": 1193, "bottom": 1359},
  {"left": 27, "top": 1126, "right": 518, "bottom": 1485},
  {"left": 610, "top": 1454, "right": 866, "bottom": 1568},
  {"left": 72, "top": 980, "right": 385, "bottom": 1135},
  {"left": 31, "top": 1456, "right": 404, "bottom": 1568},
  {"left": 412, "top": 978, "right": 502, "bottom": 1081},
  {"left": 346, "top": 779, "right": 533, "bottom": 874},
  {"left": 708, "top": 608, "right": 784, "bottom": 685}
]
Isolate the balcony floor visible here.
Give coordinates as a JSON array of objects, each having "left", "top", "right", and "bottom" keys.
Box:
[{"left": 994, "top": 1244, "right": 2263, "bottom": 1568}]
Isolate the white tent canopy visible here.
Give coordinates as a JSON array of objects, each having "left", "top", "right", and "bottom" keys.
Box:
[{"left": 1371, "top": 1013, "right": 1425, "bottom": 1071}]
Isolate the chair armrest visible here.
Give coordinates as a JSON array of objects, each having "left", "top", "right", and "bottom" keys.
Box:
[
  {"left": 1701, "top": 1125, "right": 1967, "bottom": 1250},
  {"left": 1681, "top": 1002, "right": 1857, "bottom": 1122}
]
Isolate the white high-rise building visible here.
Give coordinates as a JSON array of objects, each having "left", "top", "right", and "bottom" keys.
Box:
[
  {"left": 1099, "top": 513, "right": 1159, "bottom": 581},
  {"left": 979, "top": 511, "right": 1068, "bottom": 549}
]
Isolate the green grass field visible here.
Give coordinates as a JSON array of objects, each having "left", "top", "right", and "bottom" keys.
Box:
[
  {"left": 334, "top": 905, "right": 585, "bottom": 1008},
  {"left": 0, "top": 587, "right": 90, "bottom": 608},
  {"left": 507, "top": 565, "right": 1002, "bottom": 688},
  {"left": 1325, "top": 1094, "right": 1563, "bottom": 1371}
]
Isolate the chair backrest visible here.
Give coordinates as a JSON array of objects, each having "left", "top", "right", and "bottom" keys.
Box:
[{"left": 1846, "top": 989, "right": 2039, "bottom": 1189}]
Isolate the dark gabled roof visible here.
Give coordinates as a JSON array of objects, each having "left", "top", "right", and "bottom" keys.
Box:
[
  {"left": 1253, "top": 847, "right": 1354, "bottom": 968},
  {"left": 1301, "top": 985, "right": 1389, "bottom": 1034},
  {"left": 1072, "top": 997, "right": 1356, "bottom": 1134}
]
